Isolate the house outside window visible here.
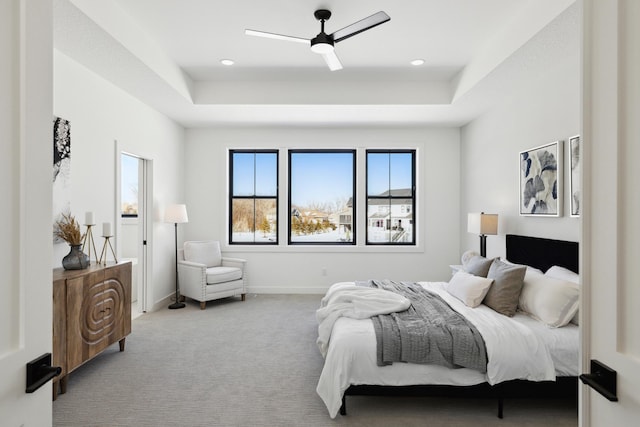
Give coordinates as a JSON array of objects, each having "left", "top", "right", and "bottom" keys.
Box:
[
  {"left": 366, "top": 150, "right": 416, "bottom": 245},
  {"left": 229, "top": 150, "right": 278, "bottom": 244},
  {"left": 289, "top": 150, "right": 355, "bottom": 245}
]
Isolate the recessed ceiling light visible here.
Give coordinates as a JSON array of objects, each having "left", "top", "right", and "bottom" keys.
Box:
[
  {"left": 410, "top": 59, "right": 425, "bottom": 66},
  {"left": 220, "top": 59, "right": 235, "bottom": 66}
]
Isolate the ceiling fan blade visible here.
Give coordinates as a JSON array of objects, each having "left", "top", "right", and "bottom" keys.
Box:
[
  {"left": 245, "top": 29, "right": 309, "bottom": 44},
  {"left": 321, "top": 51, "right": 343, "bottom": 71},
  {"left": 331, "top": 11, "right": 390, "bottom": 43}
]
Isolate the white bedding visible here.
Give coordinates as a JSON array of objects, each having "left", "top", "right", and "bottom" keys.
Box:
[
  {"left": 316, "top": 281, "right": 579, "bottom": 418},
  {"left": 316, "top": 282, "right": 411, "bottom": 358}
]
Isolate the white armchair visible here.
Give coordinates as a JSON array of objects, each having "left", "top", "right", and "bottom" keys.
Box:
[{"left": 177, "top": 240, "right": 246, "bottom": 310}]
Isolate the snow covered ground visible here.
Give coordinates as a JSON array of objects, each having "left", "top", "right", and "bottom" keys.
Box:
[{"left": 232, "top": 229, "right": 352, "bottom": 243}]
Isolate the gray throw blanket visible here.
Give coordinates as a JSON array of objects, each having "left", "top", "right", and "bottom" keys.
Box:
[{"left": 357, "top": 280, "right": 487, "bottom": 373}]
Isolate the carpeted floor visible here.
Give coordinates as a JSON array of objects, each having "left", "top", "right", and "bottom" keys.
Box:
[{"left": 53, "top": 294, "right": 577, "bottom": 426}]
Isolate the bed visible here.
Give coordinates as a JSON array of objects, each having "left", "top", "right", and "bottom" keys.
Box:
[{"left": 316, "top": 234, "right": 579, "bottom": 418}]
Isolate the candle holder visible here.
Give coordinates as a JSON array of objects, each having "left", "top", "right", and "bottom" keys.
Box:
[
  {"left": 82, "top": 224, "right": 98, "bottom": 264},
  {"left": 98, "top": 235, "right": 118, "bottom": 265}
]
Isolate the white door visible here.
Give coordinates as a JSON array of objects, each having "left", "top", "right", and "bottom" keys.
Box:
[
  {"left": 0, "top": 0, "right": 54, "bottom": 425},
  {"left": 140, "top": 159, "right": 154, "bottom": 312},
  {"left": 120, "top": 152, "right": 142, "bottom": 309},
  {"left": 581, "top": 0, "right": 640, "bottom": 425}
]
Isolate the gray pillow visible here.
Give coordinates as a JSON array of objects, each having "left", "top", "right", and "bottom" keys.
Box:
[
  {"left": 463, "top": 255, "right": 494, "bottom": 278},
  {"left": 483, "top": 259, "right": 527, "bottom": 317}
]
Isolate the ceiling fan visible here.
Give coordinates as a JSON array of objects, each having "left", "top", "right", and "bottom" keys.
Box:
[{"left": 245, "top": 9, "right": 390, "bottom": 71}]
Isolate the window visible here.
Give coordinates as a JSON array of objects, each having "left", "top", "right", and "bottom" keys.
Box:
[
  {"left": 121, "top": 153, "right": 139, "bottom": 217},
  {"left": 366, "top": 150, "right": 416, "bottom": 244},
  {"left": 229, "top": 150, "right": 278, "bottom": 244},
  {"left": 289, "top": 150, "right": 355, "bottom": 245}
]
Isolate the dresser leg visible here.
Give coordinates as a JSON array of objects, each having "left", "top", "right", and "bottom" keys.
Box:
[
  {"left": 60, "top": 375, "right": 67, "bottom": 395},
  {"left": 119, "top": 337, "right": 126, "bottom": 352}
]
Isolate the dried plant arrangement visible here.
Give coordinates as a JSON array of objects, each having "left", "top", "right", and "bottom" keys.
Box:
[{"left": 54, "top": 212, "right": 85, "bottom": 246}]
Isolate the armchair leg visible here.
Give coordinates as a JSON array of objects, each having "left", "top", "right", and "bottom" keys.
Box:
[
  {"left": 241, "top": 293, "right": 246, "bottom": 301},
  {"left": 200, "top": 301, "right": 206, "bottom": 310}
]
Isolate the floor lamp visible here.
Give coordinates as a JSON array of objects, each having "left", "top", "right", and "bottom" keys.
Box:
[
  {"left": 165, "top": 204, "right": 188, "bottom": 309},
  {"left": 467, "top": 212, "right": 498, "bottom": 257}
]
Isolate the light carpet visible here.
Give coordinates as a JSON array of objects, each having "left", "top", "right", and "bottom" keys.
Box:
[{"left": 53, "top": 294, "right": 577, "bottom": 426}]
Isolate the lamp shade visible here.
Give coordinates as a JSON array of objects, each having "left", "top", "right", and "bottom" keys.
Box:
[
  {"left": 467, "top": 213, "right": 498, "bottom": 235},
  {"left": 165, "top": 204, "right": 189, "bottom": 224}
]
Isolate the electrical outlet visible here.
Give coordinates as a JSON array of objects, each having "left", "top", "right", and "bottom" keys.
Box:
[{"left": 321, "top": 267, "right": 327, "bottom": 276}]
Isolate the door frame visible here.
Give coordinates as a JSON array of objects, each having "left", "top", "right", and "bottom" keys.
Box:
[{"left": 115, "top": 142, "right": 154, "bottom": 313}]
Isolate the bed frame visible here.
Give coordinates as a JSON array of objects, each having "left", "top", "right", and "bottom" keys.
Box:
[{"left": 339, "top": 234, "right": 579, "bottom": 418}]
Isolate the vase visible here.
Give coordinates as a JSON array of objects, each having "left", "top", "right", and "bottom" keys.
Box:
[{"left": 62, "top": 244, "right": 90, "bottom": 270}]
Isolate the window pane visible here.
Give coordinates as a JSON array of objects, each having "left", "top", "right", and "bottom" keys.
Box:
[
  {"left": 367, "top": 153, "right": 390, "bottom": 196},
  {"left": 231, "top": 198, "right": 277, "bottom": 243},
  {"left": 367, "top": 199, "right": 391, "bottom": 243},
  {"left": 255, "top": 153, "right": 277, "bottom": 196},
  {"left": 390, "top": 153, "right": 413, "bottom": 194},
  {"left": 390, "top": 198, "right": 414, "bottom": 243},
  {"left": 232, "top": 152, "right": 256, "bottom": 196},
  {"left": 290, "top": 151, "right": 354, "bottom": 244},
  {"left": 121, "top": 153, "right": 138, "bottom": 216},
  {"left": 367, "top": 198, "right": 414, "bottom": 244}
]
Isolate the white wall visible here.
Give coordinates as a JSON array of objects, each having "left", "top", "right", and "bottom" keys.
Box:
[
  {"left": 185, "top": 127, "right": 461, "bottom": 293},
  {"left": 120, "top": 221, "right": 138, "bottom": 259},
  {"left": 53, "top": 50, "right": 185, "bottom": 310},
  {"left": 460, "top": 7, "right": 581, "bottom": 259}
]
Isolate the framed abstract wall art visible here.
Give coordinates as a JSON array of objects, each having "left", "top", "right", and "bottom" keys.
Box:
[
  {"left": 53, "top": 117, "right": 72, "bottom": 242},
  {"left": 569, "top": 135, "right": 581, "bottom": 217},
  {"left": 519, "top": 141, "right": 563, "bottom": 216}
]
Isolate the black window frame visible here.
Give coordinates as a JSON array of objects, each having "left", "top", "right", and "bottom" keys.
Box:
[
  {"left": 365, "top": 149, "right": 416, "bottom": 245},
  {"left": 228, "top": 149, "right": 279, "bottom": 245},
  {"left": 288, "top": 149, "right": 356, "bottom": 246}
]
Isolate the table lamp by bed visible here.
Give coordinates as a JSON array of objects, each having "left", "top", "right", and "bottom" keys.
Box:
[
  {"left": 165, "top": 204, "right": 188, "bottom": 309},
  {"left": 467, "top": 212, "right": 498, "bottom": 257}
]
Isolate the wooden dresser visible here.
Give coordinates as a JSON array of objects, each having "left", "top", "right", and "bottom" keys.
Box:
[{"left": 52, "top": 261, "right": 131, "bottom": 399}]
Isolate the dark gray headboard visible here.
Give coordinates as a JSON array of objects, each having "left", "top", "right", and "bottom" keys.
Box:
[{"left": 505, "top": 234, "right": 579, "bottom": 274}]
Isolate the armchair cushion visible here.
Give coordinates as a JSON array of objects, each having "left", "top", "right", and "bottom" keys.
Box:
[
  {"left": 184, "top": 241, "right": 221, "bottom": 268},
  {"left": 206, "top": 266, "right": 242, "bottom": 284}
]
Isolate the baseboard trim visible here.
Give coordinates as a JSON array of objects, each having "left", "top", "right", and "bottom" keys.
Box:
[
  {"left": 147, "top": 289, "right": 324, "bottom": 313},
  {"left": 148, "top": 294, "right": 174, "bottom": 313},
  {"left": 246, "top": 286, "right": 326, "bottom": 295}
]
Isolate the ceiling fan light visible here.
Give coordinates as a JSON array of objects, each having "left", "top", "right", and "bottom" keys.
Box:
[
  {"left": 311, "top": 42, "right": 334, "bottom": 54},
  {"left": 311, "top": 32, "right": 334, "bottom": 55}
]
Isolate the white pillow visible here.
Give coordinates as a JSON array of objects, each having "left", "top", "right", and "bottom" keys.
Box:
[
  {"left": 461, "top": 250, "right": 479, "bottom": 265},
  {"left": 545, "top": 265, "right": 579, "bottom": 284},
  {"left": 545, "top": 266, "right": 580, "bottom": 325},
  {"left": 447, "top": 271, "right": 494, "bottom": 308},
  {"left": 569, "top": 311, "right": 580, "bottom": 326},
  {"left": 519, "top": 269, "right": 579, "bottom": 328}
]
